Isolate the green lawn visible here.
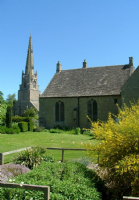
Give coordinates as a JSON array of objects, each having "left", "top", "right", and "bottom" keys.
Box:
[{"left": 0, "top": 132, "right": 98, "bottom": 164}]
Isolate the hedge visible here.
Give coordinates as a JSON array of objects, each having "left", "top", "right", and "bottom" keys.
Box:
[{"left": 18, "top": 122, "right": 28, "bottom": 132}]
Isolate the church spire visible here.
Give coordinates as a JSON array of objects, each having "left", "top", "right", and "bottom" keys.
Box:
[{"left": 25, "top": 34, "right": 34, "bottom": 76}]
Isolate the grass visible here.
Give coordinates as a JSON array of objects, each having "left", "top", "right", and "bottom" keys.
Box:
[{"left": 0, "top": 131, "right": 99, "bottom": 164}]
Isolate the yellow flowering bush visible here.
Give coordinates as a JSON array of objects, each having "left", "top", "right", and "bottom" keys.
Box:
[{"left": 86, "top": 100, "right": 139, "bottom": 198}]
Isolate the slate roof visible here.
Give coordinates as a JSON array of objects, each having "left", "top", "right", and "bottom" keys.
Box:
[{"left": 41, "top": 64, "right": 133, "bottom": 98}]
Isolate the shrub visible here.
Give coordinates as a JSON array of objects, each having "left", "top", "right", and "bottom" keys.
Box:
[
  {"left": 12, "top": 116, "right": 26, "bottom": 123},
  {"left": 6, "top": 105, "right": 12, "bottom": 128},
  {"left": 83, "top": 130, "right": 96, "bottom": 137},
  {"left": 44, "top": 128, "right": 50, "bottom": 132},
  {"left": 0, "top": 161, "right": 102, "bottom": 200},
  {"left": 0, "top": 164, "right": 30, "bottom": 183},
  {"left": 22, "top": 107, "right": 38, "bottom": 117},
  {"left": 5, "top": 127, "right": 16, "bottom": 134},
  {"left": 12, "top": 124, "right": 20, "bottom": 134},
  {"left": 75, "top": 127, "right": 81, "bottom": 135},
  {"left": 71, "top": 156, "right": 93, "bottom": 167},
  {"left": 18, "top": 121, "right": 28, "bottom": 132},
  {"left": 50, "top": 128, "right": 63, "bottom": 133},
  {"left": 0, "top": 116, "right": 6, "bottom": 125},
  {"left": 34, "top": 126, "right": 45, "bottom": 132},
  {"left": 0, "top": 125, "right": 6, "bottom": 134},
  {"left": 86, "top": 100, "right": 139, "bottom": 198},
  {"left": 0, "top": 125, "right": 20, "bottom": 134},
  {"left": 12, "top": 147, "right": 51, "bottom": 169},
  {"left": 13, "top": 116, "right": 34, "bottom": 131},
  {"left": 26, "top": 117, "right": 33, "bottom": 131}
]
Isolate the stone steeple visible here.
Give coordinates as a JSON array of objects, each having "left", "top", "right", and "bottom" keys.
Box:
[
  {"left": 13, "top": 35, "right": 40, "bottom": 116},
  {"left": 25, "top": 35, "right": 34, "bottom": 76}
]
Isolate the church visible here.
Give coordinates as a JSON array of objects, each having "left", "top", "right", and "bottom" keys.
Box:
[
  {"left": 14, "top": 36, "right": 139, "bottom": 129},
  {"left": 39, "top": 56, "right": 139, "bottom": 129}
]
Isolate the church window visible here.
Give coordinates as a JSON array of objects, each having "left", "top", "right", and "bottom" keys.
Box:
[
  {"left": 24, "top": 81, "right": 26, "bottom": 88},
  {"left": 114, "top": 98, "right": 118, "bottom": 104},
  {"left": 33, "top": 81, "right": 36, "bottom": 88},
  {"left": 87, "top": 99, "right": 97, "bottom": 121},
  {"left": 55, "top": 101, "right": 64, "bottom": 122}
]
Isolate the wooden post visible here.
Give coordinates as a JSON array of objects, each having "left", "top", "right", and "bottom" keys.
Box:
[
  {"left": 62, "top": 149, "right": 64, "bottom": 162},
  {"left": 44, "top": 187, "right": 50, "bottom": 200},
  {"left": 97, "top": 151, "right": 99, "bottom": 164},
  {"left": 0, "top": 153, "right": 4, "bottom": 165}
]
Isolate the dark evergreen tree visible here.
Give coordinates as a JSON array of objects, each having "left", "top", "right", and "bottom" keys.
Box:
[{"left": 6, "top": 105, "right": 12, "bottom": 128}]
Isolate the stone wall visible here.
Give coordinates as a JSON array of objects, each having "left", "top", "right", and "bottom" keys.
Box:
[
  {"left": 39, "top": 95, "right": 121, "bottom": 129},
  {"left": 121, "top": 66, "right": 139, "bottom": 107}
]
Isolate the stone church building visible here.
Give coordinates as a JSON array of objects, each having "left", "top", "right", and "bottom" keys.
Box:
[
  {"left": 39, "top": 57, "right": 138, "bottom": 129},
  {"left": 13, "top": 36, "right": 139, "bottom": 129},
  {"left": 13, "top": 35, "right": 40, "bottom": 116}
]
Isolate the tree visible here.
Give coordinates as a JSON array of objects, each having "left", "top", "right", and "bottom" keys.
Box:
[
  {"left": 86, "top": 101, "right": 139, "bottom": 198},
  {"left": 22, "top": 107, "right": 38, "bottom": 118},
  {"left": 6, "top": 93, "right": 17, "bottom": 106},
  {"left": 6, "top": 105, "right": 12, "bottom": 128},
  {"left": 0, "top": 91, "right": 7, "bottom": 124}
]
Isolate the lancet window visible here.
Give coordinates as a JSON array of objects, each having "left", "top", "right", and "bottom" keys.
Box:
[
  {"left": 55, "top": 101, "right": 64, "bottom": 122},
  {"left": 87, "top": 99, "right": 97, "bottom": 121}
]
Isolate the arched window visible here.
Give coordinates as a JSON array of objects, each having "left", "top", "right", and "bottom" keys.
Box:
[
  {"left": 87, "top": 99, "right": 97, "bottom": 121},
  {"left": 55, "top": 101, "right": 64, "bottom": 122}
]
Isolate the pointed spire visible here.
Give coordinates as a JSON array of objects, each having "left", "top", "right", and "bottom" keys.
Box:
[{"left": 25, "top": 34, "right": 34, "bottom": 76}]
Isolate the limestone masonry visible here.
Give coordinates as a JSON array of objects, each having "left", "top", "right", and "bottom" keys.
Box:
[
  {"left": 14, "top": 36, "right": 139, "bottom": 129},
  {"left": 13, "top": 35, "right": 40, "bottom": 116}
]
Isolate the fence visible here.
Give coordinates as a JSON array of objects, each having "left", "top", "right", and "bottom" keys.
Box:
[
  {"left": 0, "top": 147, "right": 94, "bottom": 165},
  {"left": 0, "top": 182, "right": 50, "bottom": 200},
  {"left": 123, "top": 197, "right": 139, "bottom": 200},
  {"left": 46, "top": 147, "right": 87, "bottom": 162},
  {"left": 0, "top": 147, "right": 31, "bottom": 165}
]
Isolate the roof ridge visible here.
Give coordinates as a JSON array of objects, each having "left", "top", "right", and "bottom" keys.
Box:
[{"left": 60, "top": 64, "right": 129, "bottom": 72}]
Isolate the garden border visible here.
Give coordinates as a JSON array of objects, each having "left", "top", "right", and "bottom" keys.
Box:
[
  {"left": 0, "top": 146, "right": 99, "bottom": 165},
  {"left": 0, "top": 182, "right": 50, "bottom": 200}
]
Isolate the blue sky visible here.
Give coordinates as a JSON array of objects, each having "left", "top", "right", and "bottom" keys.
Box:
[{"left": 1, "top": 0, "right": 139, "bottom": 100}]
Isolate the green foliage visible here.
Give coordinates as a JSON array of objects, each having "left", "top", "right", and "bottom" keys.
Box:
[
  {"left": 0, "top": 125, "right": 20, "bottom": 134},
  {"left": 83, "top": 130, "right": 95, "bottom": 137},
  {"left": 12, "top": 115, "right": 25, "bottom": 123},
  {"left": 25, "top": 117, "right": 33, "bottom": 131},
  {"left": 18, "top": 121, "right": 28, "bottom": 132},
  {"left": 34, "top": 126, "right": 46, "bottom": 132},
  {"left": 6, "top": 105, "right": 12, "bottom": 128},
  {"left": 12, "top": 124, "right": 21, "bottom": 134},
  {"left": 12, "top": 147, "right": 52, "bottom": 170},
  {"left": 75, "top": 127, "right": 81, "bottom": 135},
  {"left": 1, "top": 161, "right": 101, "bottom": 200},
  {"left": 86, "top": 100, "right": 139, "bottom": 198},
  {"left": 50, "top": 128, "right": 63, "bottom": 133},
  {"left": 6, "top": 93, "right": 17, "bottom": 106},
  {"left": 22, "top": 106, "right": 38, "bottom": 117},
  {"left": 12, "top": 116, "right": 33, "bottom": 131},
  {"left": 0, "top": 91, "right": 7, "bottom": 125}
]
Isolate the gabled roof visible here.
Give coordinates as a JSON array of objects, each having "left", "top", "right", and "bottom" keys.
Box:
[{"left": 41, "top": 64, "right": 133, "bottom": 98}]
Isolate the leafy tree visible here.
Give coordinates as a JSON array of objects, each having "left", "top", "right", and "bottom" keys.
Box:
[
  {"left": 6, "top": 93, "right": 17, "bottom": 106},
  {"left": 6, "top": 105, "right": 12, "bottom": 128},
  {"left": 22, "top": 106, "right": 38, "bottom": 118},
  {"left": 0, "top": 91, "right": 7, "bottom": 124},
  {"left": 86, "top": 101, "right": 139, "bottom": 198}
]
